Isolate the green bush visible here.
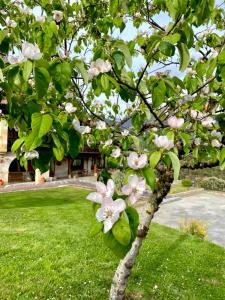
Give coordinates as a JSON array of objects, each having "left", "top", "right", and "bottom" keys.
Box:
[
  {"left": 199, "top": 177, "right": 225, "bottom": 192},
  {"left": 181, "top": 178, "right": 193, "bottom": 187},
  {"left": 179, "top": 219, "right": 207, "bottom": 239}
]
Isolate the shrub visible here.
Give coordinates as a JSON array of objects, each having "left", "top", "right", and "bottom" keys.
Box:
[
  {"left": 199, "top": 177, "right": 225, "bottom": 192},
  {"left": 181, "top": 178, "right": 193, "bottom": 187},
  {"left": 179, "top": 219, "right": 207, "bottom": 239}
]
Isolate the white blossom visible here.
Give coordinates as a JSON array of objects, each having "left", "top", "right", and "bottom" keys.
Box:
[
  {"left": 121, "top": 174, "right": 146, "bottom": 205},
  {"left": 88, "top": 59, "right": 112, "bottom": 80},
  {"left": 211, "top": 130, "right": 222, "bottom": 139},
  {"left": 167, "top": 116, "right": 184, "bottom": 129},
  {"left": 65, "top": 91, "right": 74, "bottom": 99},
  {"left": 22, "top": 42, "right": 42, "bottom": 60},
  {"left": 53, "top": 10, "right": 63, "bottom": 23},
  {"left": 211, "top": 139, "right": 221, "bottom": 148},
  {"left": 194, "top": 138, "right": 201, "bottom": 146},
  {"left": 96, "top": 197, "right": 126, "bottom": 233},
  {"left": 127, "top": 152, "right": 147, "bottom": 170},
  {"left": 36, "top": 16, "right": 46, "bottom": 23},
  {"left": 65, "top": 102, "right": 76, "bottom": 113},
  {"left": 111, "top": 148, "right": 121, "bottom": 158},
  {"left": 24, "top": 150, "right": 39, "bottom": 160},
  {"left": 96, "top": 120, "right": 107, "bottom": 130},
  {"left": 190, "top": 110, "right": 203, "bottom": 120},
  {"left": 7, "top": 53, "right": 26, "bottom": 64},
  {"left": 104, "top": 139, "right": 113, "bottom": 147},
  {"left": 202, "top": 117, "right": 214, "bottom": 128},
  {"left": 72, "top": 119, "right": 91, "bottom": 134},
  {"left": 5, "top": 17, "right": 17, "bottom": 28},
  {"left": 154, "top": 135, "right": 174, "bottom": 150},
  {"left": 121, "top": 129, "right": 129, "bottom": 136}
]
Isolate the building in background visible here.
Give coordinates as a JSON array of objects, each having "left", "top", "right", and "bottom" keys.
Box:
[{"left": 0, "top": 119, "right": 103, "bottom": 184}]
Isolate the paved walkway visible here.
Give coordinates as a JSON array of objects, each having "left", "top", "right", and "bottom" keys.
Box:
[{"left": 152, "top": 191, "right": 225, "bottom": 247}]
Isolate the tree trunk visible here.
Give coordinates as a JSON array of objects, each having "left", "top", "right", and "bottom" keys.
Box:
[
  {"left": 109, "top": 168, "right": 173, "bottom": 300},
  {"left": 109, "top": 206, "right": 157, "bottom": 300}
]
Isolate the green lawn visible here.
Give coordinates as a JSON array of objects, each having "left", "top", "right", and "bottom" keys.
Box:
[{"left": 0, "top": 187, "right": 225, "bottom": 300}]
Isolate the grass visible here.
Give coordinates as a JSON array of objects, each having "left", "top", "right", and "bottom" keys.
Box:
[{"left": 0, "top": 187, "right": 225, "bottom": 300}]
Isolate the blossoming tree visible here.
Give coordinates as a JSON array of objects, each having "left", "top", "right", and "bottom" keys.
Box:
[{"left": 1, "top": 0, "right": 225, "bottom": 299}]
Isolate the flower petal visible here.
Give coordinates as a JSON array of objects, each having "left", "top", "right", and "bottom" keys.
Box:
[
  {"left": 86, "top": 192, "right": 102, "bottom": 204},
  {"left": 113, "top": 199, "right": 126, "bottom": 213},
  {"left": 103, "top": 218, "right": 113, "bottom": 233},
  {"left": 128, "top": 174, "right": 139, "bottom": 188},
  {"left": 96, "top": 181, "right": 106, "bottom": 194},
  {"left": 96, "top": 208, "right": 105, "bottom": 222}
]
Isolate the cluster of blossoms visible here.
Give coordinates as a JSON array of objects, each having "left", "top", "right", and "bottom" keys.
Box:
[
  {"left": 190, "top": 110, "right": 214, "bottom": 128},
  {"left": 154, "top": 135, "right": 174, "bottom": 150},
  {"left": 65, "top": 102, "right": 76, "bottom": 114},
  {"left": 167, "top": 116, "right": 184, "bottom": 129},
  {"left": 72, "top": 119, "right": 91, "bottom": 135},
  {"left": 88, "top": 59, "right": 112, "bottom": 80},
  {"left": 87, "top": 151, "right": 150, "bottom": 231},
  {"left": 7, "top": 42, "right": 42, "bottom": 64}
]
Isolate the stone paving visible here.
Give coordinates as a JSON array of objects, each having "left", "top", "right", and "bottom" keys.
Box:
[{"left": 151, "top": 191, "right": 225, "bottom": 247}]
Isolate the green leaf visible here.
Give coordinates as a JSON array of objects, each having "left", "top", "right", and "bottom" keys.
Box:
[
  {"left": 112, "top": 212, "right": 131, "bottom": 246},
  {"left": 34, "top": 67, "right": 50, "bottom": 98},
  {"left": 150, "top": 151, "right": 161, "bottom": 169},
  {"left": 125, "top": 207, "right": 139, "bottom": 240},
  {"left": 74, "top": 60, "right": 88, "bottom": 85},
  {"left": 31, "top": 113, "right": 53, "bottom": 138},
  {"left": 101, "top": 74, "right": 109, "bottom": 91},
  {"left": 177, "top": 43, "right": 190, "bottom": 72},
  {"left": 163, "top": 33, "right": 181, "bottom": 44},
  {"left": 167, "top": 151, "right": 180, "bottom": 180},
  {"left": 89, "top": 220, "right": 103, "bottom": 237},
  {"left": 103, "top": 231, "right": 130, "bottom": 258},
  {"left": 68, "top": 129, "right": 80, "bottom": 158},
  {"left": 143, "top": 167, "right": 156, "bottom": 191},
  {"left": 50, "top": 61, "right": 72, "bottom": 93},
  {"left": 25, "top": 132, "right": 43, "bottom": 150},
  {"left": 53, "top": 146, "right": 64, "bottom": 161},
  {"left": 112, "top": 50, "right": 124, "bottom": 70},
  {"left": 159, "top": 41, "right": 175, "bottom": 56},
  {"left": 220, "top": 148, "right": 225, "bottom": 170},
  {"left": 23, "top": 60, "right": 33, "bottom": 81},
  {"left": 11, "top": 137, "right": 25, "bottom": 152},
  {"left": 152, "top": 80, "right": 166, "bottom": 108},
  {"left": 114, "top": 40, "right": 132, "bottom": 68}
]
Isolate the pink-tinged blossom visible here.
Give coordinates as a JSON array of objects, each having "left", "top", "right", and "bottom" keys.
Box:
[
  {"left": 127, "top": 152, "right": 147, "bottom": 170},
  {"left": 111, "top": 148, "right": 121, "bottom": 158},
  {"left": 7, "top": 53, "right": 26, "bottom": 64},
  {"left": 211, "top": 139, "right": 221, "bottom": 148},
  {"left": 87, "top": 179, "right": 115, "bottom": 204},
  {"left": 167, "top": 116, "right": 184, "bottom": 129},
  {"left": 190, "top": 110, "right": 203, "bottom": 120},
  {"left": 154, "top": 135, "right": 174, "bottom": 150},
  {"left": 65, "top": 102, "right": 76, "bottom": 113},
  {"left": 72, "top": 119, "right": 91, "bottom": 135},
  {"left": 5, "top": 17, "right": 17, "bottom": 28},
  {"left": 88, "top": 59, "right": 112, "bottom": 80},
  {"left": 96, "top": 197, "right": 126, "bottom": 233},
  {"left": 202, "top": 117, "right": 214, "bottom": 128},
  {"left": 22, "top": 42, "right": 42, "bottom": 60},
  {"left": 53, "top": 10, "right": 63, "bottom": 22},
  {"left": 122, "top": 175, "right": 146, "bottom": 205},
  {"left": 36, "top": 16, "right": 46, "bottom": 23}
]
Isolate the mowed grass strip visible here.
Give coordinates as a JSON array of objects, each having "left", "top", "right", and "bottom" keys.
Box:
[{"left": 0, "top": 187, "right": 225, "bottom": 300}]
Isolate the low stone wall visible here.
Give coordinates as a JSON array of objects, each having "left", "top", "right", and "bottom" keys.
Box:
[{"left": 180, "top": 167, "right": 225, "bottom": 181}]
